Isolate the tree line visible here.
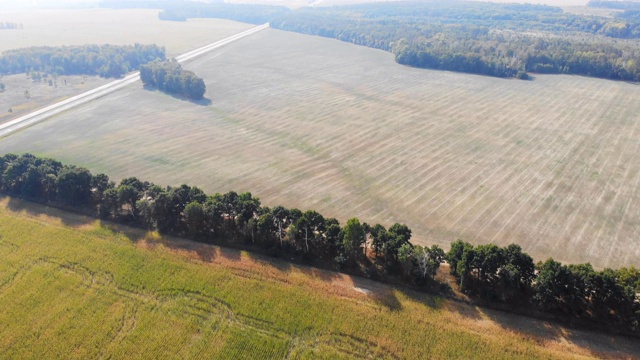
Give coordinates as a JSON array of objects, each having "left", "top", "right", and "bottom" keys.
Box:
[
  {"left": 1, "top": 153, "right": 638, "bottom": 335},
  {"left": 157, "top": 3, "right": 287, "bottom": 24},
  {"left": 269, "top": 2, "right": 640, "bottom": 81},
  {"left": 0, "top": 44, "right": 165, "bottom": 78},
  {"left": 0, "top": 22, "right": 22, "bottom": 30},
  {"left": 140, "top": 59, "right": 206, "bottom": 100},
  {"left": 99, "top": 0, "right": 640, "bottom": 81},
  {"left": 448, "top": 240, "right": 639, "bottom": 331},
  {"left": 589, "top": 1, "right": 640, "bottom": 11}
]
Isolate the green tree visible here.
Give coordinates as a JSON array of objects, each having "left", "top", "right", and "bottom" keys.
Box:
[
  {"left": 341, "top": 217, "right": 365, "bottom": 260},
  {"left": 117, "top": 184, "right": 140, "bottom": 219},
  {"left": 184, "top": 201, "right": 206, "bottom": 238},
  {"left": 56, "top": 166, "right": 92, "bottom": 206},
  {"left": 415, "top": 245, "right": 446, "bottom": 281}
]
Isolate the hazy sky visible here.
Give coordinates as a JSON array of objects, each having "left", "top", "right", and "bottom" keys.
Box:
[{"left": 0, "top": 0, "right": 592, "bottom": 9}]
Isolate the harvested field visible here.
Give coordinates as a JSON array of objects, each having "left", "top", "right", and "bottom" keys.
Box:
[
  {"left": 1, "top": 29, "right": 639, "bottom": 268},
  {"left": 0, "top": 73, "right": 109, "bottom": 124},
  {"left": 0, "top": 9, "right": 253, "bottom": 122},
  {"left": 0, "top": 9, "right": 253, "bottom": 57},
  {"left": 0, "top": 196, "right": 638, "bottom": 359}
]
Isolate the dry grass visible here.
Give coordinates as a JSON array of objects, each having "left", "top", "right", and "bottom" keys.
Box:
[
  {"left": 1, "top": 197, "right": 638, "bottom": 359},
  {"left": 1, "top": 29, "right": 639, "bottom": 269}
]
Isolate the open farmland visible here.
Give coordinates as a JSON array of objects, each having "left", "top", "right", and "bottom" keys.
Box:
[
  {"left": 0, "top": 9, "right": 253, "bottom": 57},
  {"left": 0, "top": 73, "right": 109, "bottom": 124},
  {"left": 0, "top": 197, "right": 638, "bottom": 359},
  {"left": 0, "top": 9, "right": 253, "bottom": 122},
  {"left": 1, "top": 29, "right": 640, "bottom": 269}
]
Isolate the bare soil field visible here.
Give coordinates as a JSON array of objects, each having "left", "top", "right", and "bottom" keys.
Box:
[{"left": 1, "top": 29, "right": 639, "bottom": 268}]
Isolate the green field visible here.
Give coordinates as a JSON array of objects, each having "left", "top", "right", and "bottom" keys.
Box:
[
  {"left": 1, "top": 28, "right": 639, "bottom": 269},
  {"left": 0, "top": 197, "right": 637, "bottom": 359}
]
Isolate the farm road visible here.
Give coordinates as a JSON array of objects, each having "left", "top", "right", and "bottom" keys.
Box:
[{"left": 0, "top": 23, "right": 269, "bottom": 138}]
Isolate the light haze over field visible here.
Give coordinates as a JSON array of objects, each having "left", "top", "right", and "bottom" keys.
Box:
[{"left": 0, "top": 0, "right": 591, "bottom": 10}]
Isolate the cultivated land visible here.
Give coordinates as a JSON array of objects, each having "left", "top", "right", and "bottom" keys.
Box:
[
  {"left": 0, "top": 73, "right": 109, "bottom": 124},
  {"left": 1, "top": 29, "right": 640, "bottom": 269},
  {"left": 0, "top": 9, "right": 253, "bottom": 122},
  {"left": 0, "top": 197, "right": 638, "bottom": 359},
  {"left": 0, "top": 9, "right": 253, "bottom": 57}
]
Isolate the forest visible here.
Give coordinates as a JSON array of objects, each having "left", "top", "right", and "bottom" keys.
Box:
[
  {"left": 139, "top": 59, "right": 206, "bottom": 100},
  {"left": 1, "top": 153, "right": 638, "bottom": 336},
  {"left": 0, "top": 22, "right": 22, "bottom": 30},
  {"left": 0, "top": 44, "right": 165, "bottom": 78},
  {"left": 130, "top": 0, "right": 640, "bottom": 81},
  {"left": 156, "top": 3, "right": 288, "bottom": 24},
  {"left": 269, "top": 2, "right": 640, "bottom": 80},
  {"left": 589, "top": 1, "right": 640, "bottom": 11}
]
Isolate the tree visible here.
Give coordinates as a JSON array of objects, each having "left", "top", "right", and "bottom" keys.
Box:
[
  {"left": 503, "top": 244, "right": 535, "bottom": 286},
  {"left": 473, "top": 244, "right": 505, "bottom": 282},
  {"left": 184, "top": 201, "right": 206, "bottom": 238},
  {"left": 384, "top": 223, "right": 412, "bottom": 265},
  {"left": 117, "top": 184, "right": 140, "bottom": 219},
  {"left": 341, "top": 217, "right": 365, "bottom": 260},
  {"left": 447, "top": 239, "right": 473, "bottom": 276},
  {"left": 56, "top": 166, "right": 92, "bottom": 206},
  {"left": 91, "top": 173, "right": 113, "bottom": 204},
  {"left": 370, "top": 224, "right": 388, "bottom": 257},
  {"left": 534, "top": 259, "right": 581, "bottom": 314},
  {"left": 272, "top": 205, "right": 290, "bottom": 246},
  {"left": 415, "top": 245, "right": 446, "bottom": 281},
  {"left": 291, "top": 210, "right": 325, "bottom": 254}
]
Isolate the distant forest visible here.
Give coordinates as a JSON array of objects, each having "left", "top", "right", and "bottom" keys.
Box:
[
  {"left": 0, "top": 22, "right": 22, "bottom": 30},
  {"left": 589, "top": 0, "right": 640, "bottom": 11},
  {"left": 116, "top": 0, "right": 640, "bottom": 81},
  {"left": 140, "top": 59, "right": 206, "bottom": 100},
  {"left": 270, "top": 2, "right": 640, "bottom": 81},
  {"left": 0, "top": 44, "right": 165, "bottom": 78},
  {"left": 2, "top": 153, "right": 639, "bottom": 336}
]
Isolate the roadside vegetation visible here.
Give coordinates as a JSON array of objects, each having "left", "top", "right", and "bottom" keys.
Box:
[{"left": 1, "top": 153, "right": 638, "bottom": 337}]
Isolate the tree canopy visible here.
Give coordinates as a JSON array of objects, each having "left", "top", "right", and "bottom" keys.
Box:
[
  {"left": 0, "top": 44, "right": 165, "bottom": 78},
  {"left": 140, "top": 59, "right": 206, "bottom": 100}
]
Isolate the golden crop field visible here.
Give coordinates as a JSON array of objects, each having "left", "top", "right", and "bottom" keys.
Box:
[
  {"left": 0, "top": 197, "right": 637, "bottom": 359},
  {"left": 1, "top": 28, "right": 639, "bottom": 269}
]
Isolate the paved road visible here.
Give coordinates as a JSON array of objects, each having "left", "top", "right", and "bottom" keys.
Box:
[{"left": 0, "top": 23, "right": 270, "bottom": 138}]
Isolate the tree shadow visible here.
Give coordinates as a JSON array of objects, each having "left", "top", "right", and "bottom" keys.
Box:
[
  {"left": 4, "top": 196, "right": 94, "bottom": 228},
  {"left": 482, "top": 307, "right": 640, "bottom": 358},
  {"left": 101, "top": 221, "right": 150, "bottom": 244},
  {"left": 141, "top": 85, "right": 212, "bottom": 106}
]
